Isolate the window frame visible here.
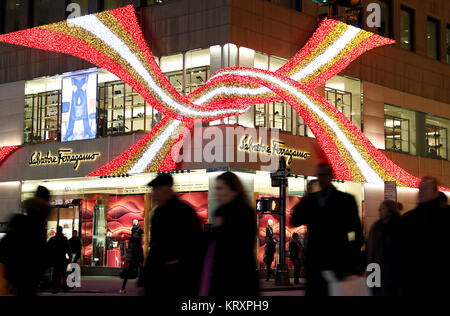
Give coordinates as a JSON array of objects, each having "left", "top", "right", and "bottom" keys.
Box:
[
  {"left": 378, "top": 0, "right": 393, "bottom": 39},
  {"left": 399, "top": 5, "right": 415, "bottom": 52},
  {"left": 426, "top": 16, "right": 441, "bottom": 60},
  {"left": 384, "top": 114, "right": 411, "bottom": 154}
]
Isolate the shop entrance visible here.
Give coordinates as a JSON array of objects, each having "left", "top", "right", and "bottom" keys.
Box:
[{"left": 47, "top": 201, "right": 81, "bottom": 241}]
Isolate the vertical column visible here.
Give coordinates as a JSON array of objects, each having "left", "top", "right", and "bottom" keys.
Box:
[{"left": 415, "top": 111, "right": 427, "bottom": 157}]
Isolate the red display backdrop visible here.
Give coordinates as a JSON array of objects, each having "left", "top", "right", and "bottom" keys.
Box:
[
  {"left": 81, "top": 192, "right": 208, "bottom": 266},
  {"left": 177, "top": 192, "right": 208, "bottom": 229},
  {"left": 107, "top": 195, "right": 145, "bottom": 238},
  {"left": 258, "top": 195, "right": 307, "bottom": 269}
]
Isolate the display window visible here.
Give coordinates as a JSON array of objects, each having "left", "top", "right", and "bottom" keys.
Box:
[{"left": 257, "top": 194, "right": 306, "bottom": 269}]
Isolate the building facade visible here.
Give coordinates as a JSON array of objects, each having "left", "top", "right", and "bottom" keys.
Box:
[{"left": 0, "top": 0, "right": 449, "bottom": 270}]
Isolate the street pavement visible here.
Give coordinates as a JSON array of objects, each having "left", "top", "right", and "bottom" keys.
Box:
[{"left": 39, "top": 277, "right": 305, "bottom": 296}]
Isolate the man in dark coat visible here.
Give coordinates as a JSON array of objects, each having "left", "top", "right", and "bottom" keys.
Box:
[
  {"left": 138, "top": 174, "right": 203, "bottom": 296},
  {"left": 120, "top": 221, "right": 144, "bottom": 294},
  {"left": 291, "top": 163, "right": 364, "bottom": 296},
  {"left": 68, "top": 230, "right": 82, "bottom": 263},
  {"left": 0, "top": 186, "right": 51, "bottom": 296},
  {"left": 47, "top": 226, "right": 70, "bottom": 294},
  {"left": 289, "top": 232, "right": 304, "bottom": 284},
  {"left": 401, "top": 177, "right": 450, "bottom": 296}
]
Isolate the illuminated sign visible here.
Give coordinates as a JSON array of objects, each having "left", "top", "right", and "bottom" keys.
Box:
[
  {"left": 61, "top": 71, "right": 98, "bottom": 142},
  {"left": 28, "top": 149, "right": 101, "bottom": 170},
  {"left": 239, "top": 136, "right": 311, "bottom": 165}
]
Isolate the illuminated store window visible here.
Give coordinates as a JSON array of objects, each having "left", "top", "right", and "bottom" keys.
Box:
[
  {"left": 326, "top": 75, "right": 362, "bottom": 130},
  {"left": 326, "top": 87, "right": 352, "bottom": 121},
  {"left": 254, "top": 104, "right": 267, "bottom": 127},
  {"left": 97, "top": 80, "right": 158, "bottom": 136},
  {"left": 446, "top": 25, "right": 450, "bottom": 64},
  {"left": 384, "top": 105, "right": 416, "bottom": 154},
  {"left": 269, "top": 101, "right": 292, "bottom": 133},
  {"left": 400, "top": 6, "right": 414, "bottom": 51},
  {"left": 269, "top": 56, "right": 287, "bottom": 72},
  {"left": 295, "top": 114, "right": 307, "bottom": 137},
  {"left": 425, "top": 115, "right": 449, "bottom": 160},
  {"left": 24, "top": 91, "right": 61, "bottom": 143},
  {"left": 427, "top": 17, "right": 440, "bottom": 60},
  {"left": 379, "top": 0, "right": 392, "bottom": 38},
  {"left": 2, "top": 0, "right": 20, "bottom": 33},
  {"left": 384, "top": 115, "right": 410, "bottom": 153}
]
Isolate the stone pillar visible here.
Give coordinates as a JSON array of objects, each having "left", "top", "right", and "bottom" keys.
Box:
[{"left": 415, "top": 111, "right": 427, "bottom": 157}]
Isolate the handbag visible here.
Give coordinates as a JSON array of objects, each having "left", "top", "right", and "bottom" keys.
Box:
[{"left": 322, "top": 270, "right": 371, "bottom": 296}]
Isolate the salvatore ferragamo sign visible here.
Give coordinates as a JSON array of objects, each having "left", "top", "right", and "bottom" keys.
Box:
[
  {"left": 239, "top": 136, "right": 311, "bottom": 165},
  {"left": 29, "top": 149, "right": 101, "bottom": 170}
]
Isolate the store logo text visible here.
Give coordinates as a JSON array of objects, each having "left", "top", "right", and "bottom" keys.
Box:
[{"left": 28, "top": 149, "right": 101, "bottom": 170}]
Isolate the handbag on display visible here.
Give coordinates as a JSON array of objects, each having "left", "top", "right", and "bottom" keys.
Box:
[{"left": 321, "top": 270, "right": 371, "bottom": 296}]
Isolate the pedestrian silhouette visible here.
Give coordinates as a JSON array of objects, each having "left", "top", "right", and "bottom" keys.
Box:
[
  {"left": 120, "top": 220, "right": 144, "bottom": 294},
  {"left": 47, "top": 226, "right": 70, "bottom": 294},
  {"left": 289, "top": 232, "right": 304, "bottom": 284},
  {"left": 138, "top": 173, "right": 203, "bottom": 296},
  {"left": 68, "top": 230, "right": 82, "bottom": 264},
  {"left": 291, "top": 163, "right": 364, "bottom": 296},
  {"left": 401, "top": 176, "right": 450, "bottom": 296},
  {"left": 366, "top": 200, "right": 403, "bottom": 296},
  {"left": 0, "top": 185, "right": 51, "bottom": 296},
  {"left": 264, "top": 220, "right": 276, "bottom": 281},
  {"left": 203, "top": 171, "right": 259, "bottom": 296}
]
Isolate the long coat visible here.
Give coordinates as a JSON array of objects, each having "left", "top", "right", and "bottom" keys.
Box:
[
  {"left": 366, "top": 216, "right": 402, "bottom": 296},
  {"left": 209, "top": 199, "right": 259, "bottom": 296},
  {"left": 401, "top": 197, "right": 450, "bottom": 296},
  {"left": 139, "top": 196, "right": 203, "bottom": 296},
  {"left": 291, "top": 186, "right": 364, "bottom": 296}
]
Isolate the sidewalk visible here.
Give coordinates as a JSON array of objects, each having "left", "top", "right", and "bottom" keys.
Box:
[{"left": 39, "top": 277, "right": 305, "bottom": 296}]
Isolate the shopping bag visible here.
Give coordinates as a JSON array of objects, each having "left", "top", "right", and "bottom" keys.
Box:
[{"left": 322, "top": 270, "right": 371, "bottom": 296}]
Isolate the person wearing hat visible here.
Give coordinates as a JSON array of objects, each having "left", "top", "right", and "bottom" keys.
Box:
[{"left": 138, "top": 173, "right": 203, "bottom": 296}]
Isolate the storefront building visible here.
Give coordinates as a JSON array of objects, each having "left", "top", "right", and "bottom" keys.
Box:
[{"left": 1, "top": 0, "right": 450, "bottom": 272}]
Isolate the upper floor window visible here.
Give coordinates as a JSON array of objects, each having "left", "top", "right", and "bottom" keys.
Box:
[
  {"left": 425, "top": 115, "right": 449, "bottom": 160},
  {"left": 2, "top": 0, "right": 20, "bottom": 34},
  {"left": 97, "top": 80, "right": 160, "bottom": 137},
  {"left": 400, "top": 6, "right": 414, "bottom": 51},
  {"left": 384, "top": 115, "right": 410, "bottom": 153},
  {"left": 326, "top": 75, "right": 362, "bottom": 130},
  {"left": 379, "top": 0, "right": 392, "bottom": 38},
  {"left": 427, "top": 17, "right": 440, "bottom": 60},
  {"left": 384, "top": 105, "right": 416, "bottom": 155},
  {"left": 270, "top": 101, "right": 293, "bottom": 133},
  {"left": 33, "top": 0, "right": 51, "bottom": 27},
  {"left": 103, "top": 0, "right": 123, "bottom": 10},
  {"left": 24, "top": 90, "right": 61, "bottom": 143},
  {"left": 446, "top": 24, "right": 450, "bottom": 64}
]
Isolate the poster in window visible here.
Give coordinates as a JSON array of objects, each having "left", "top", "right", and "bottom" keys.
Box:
[{"left": 61, "top": 71, "right": 98, "bottom": 142}]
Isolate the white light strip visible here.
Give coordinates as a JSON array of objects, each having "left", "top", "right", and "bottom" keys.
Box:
[
  {"left": 214, "top": 69, "right": 383, "bottom": 184},
  {"left": 128, "top": 120, "right": 182, "bottom": 174},
  {"left": 193, "top": 86, "right": 270, "bottom": 105},
  {"left": 290, "top": 26, "right": 361, "bottom": 81},
  {"left": 70, "top": 16, "right": 245, "bottom": 118},
  {"left": 201, "top": 27, "right": 361, "bottom": 102}
]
